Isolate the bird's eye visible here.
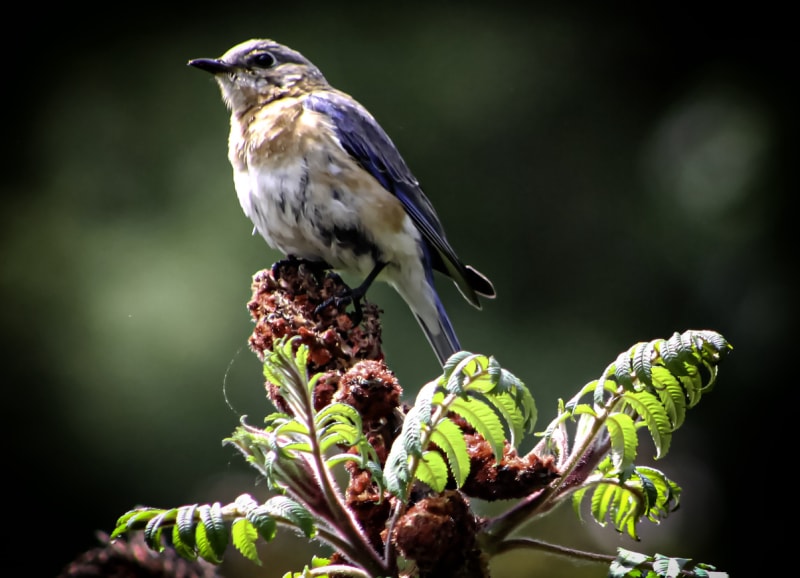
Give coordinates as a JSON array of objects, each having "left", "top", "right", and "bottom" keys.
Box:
[{"left": 249, "top": 51, "right": 276, "bottom": 68}]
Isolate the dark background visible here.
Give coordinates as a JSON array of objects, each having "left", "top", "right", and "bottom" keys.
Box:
[{"left": 2, "top": 3, "right": 792, "bottom": 576}]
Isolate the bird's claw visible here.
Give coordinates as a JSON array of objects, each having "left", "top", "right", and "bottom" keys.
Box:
[{"left": 314, "top": 288, "right": 365, "bottom": 326}]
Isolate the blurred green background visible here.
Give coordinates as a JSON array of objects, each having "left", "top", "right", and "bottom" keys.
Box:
[{"left": 2, "top": 2, "right": 792, "bottom": 576}]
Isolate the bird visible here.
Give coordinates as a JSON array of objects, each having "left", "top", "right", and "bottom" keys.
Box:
[{"left": 188, "top": 38, "right": 495, "bottom": 366}]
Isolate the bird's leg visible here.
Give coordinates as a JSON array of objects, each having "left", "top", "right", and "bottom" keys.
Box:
[{"left": 315, "top": 261, "right": 387, "bottom": 325}]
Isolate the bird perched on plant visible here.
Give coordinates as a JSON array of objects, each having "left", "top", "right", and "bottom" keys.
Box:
[{"left": 188, "top": 39, "right": 495, "bottom": 366}]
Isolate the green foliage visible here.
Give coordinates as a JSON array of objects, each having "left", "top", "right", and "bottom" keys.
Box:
[
  {"left": 225, "top": 337, "right": 385, "bottom": 498},
  {"left": 533, "top": 330, "right": 731, "bottom": 543},
  {"left": 539, "top": 329, "right": 729, "bottom": 465},
  {"left": 571, "top": 460, "right": 681, "bottom": 540},
  {"left": 428, "top": 418, "right": 470, "bottom": 487},
  {"left": 111, "top": 330, "right": 731, "bottom": 577},
  {"left": 384, "top": 351, "right": 536, "bottom": 498},
  {"left": 609, "top": 548, "right": 727, "bottom": 578},
  {"left": 110, "top": 493, "right": 311, "bottom": 565}
]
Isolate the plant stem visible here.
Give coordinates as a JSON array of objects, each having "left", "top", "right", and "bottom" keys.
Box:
[
  {"left": 490, "top": 536, "right": 614, "bottom": 564},
  {"left": 481, "top": 392, "right": 617, "bottom": 544},
  {"left": 306, "top": 404, "right": 391, "bottom": 576}
]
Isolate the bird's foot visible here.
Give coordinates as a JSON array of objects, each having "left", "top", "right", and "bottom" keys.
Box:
[
  {"left": 313, "top": 262, "right": 386, "bottom": 326},
  {"left": 314, "top": 284, "right": 367, "bottom": 326}
]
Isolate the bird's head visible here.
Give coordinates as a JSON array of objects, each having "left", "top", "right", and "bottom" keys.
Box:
[{"left": 188, "top": 39, "right": 328, "bottom": 112}]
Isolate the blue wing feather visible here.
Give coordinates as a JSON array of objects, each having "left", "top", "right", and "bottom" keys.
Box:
[{"left": 303, "top": 91, "right": 485, "bottom": 306}]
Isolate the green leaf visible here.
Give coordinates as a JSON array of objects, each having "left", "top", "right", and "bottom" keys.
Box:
[
  {"left": 653, "top": 553, "right": 707, "bottom": 577},
  {"left": 609, "top": 548, "right": 652, "bottom": 578},
  {"left": 315, "top": 402, "right": 361, "bottom": 429},
  {"left": 588, "top": 481, "right": 644, "bottom": 540},
  {"left": 613, "top": 352, "right": 636, "bottom": 391},
  {"left": 631, "top": 341, "right": 654, "bottom": 389},
  {"left": 506, "top": 372, "right": 538, "bottom": 434},
  {"left": 594, "top": 376, "right": 620, "bottom": 406},
  {"left": 385, "top": 441, "right": 411, "bottom": 497},
  {"left": 262, "top": 496, "right": 315, "bottom": 538},
  {"left": 441, "top": 350, "right": 473, "bottom": 377},
  {"left": 636, "top": 470, "right": 658, "bottom": 515},
  {"left": 363, "top": 459, "right": 387, "bottom": 496},
  {"left": 621, "top": 391, "right": 672, "bottom": 459},
  {"left": 429, "top": 418, "right": 469, "bottom": 487},
  {"left": 413, "top": 381, "right": 439, "bottom": 425},
  {"left": 679, "top": 364, "right": 705, "bottom": 408},
  {"left": 415, "top": 450, "right": 449, "bottom": 492},
  {"left": 401, "top": 405, "right": 425, "bottom": 457},
  {"left": 293, "top": 338, "right": 309, "bottom": 371},
  {"left": 635, "top": 466, "right": 681, "bottom": 521},
  {"left": 272, "top": 419, "right": 310, "bottom": 437},
  {"left": 232, "top": 518, "right": 261, "bottom": 565},
  {"left": 590, "top": 483, "right": 617, "bottom": 528},
  {"left": 111, "top": 511, "right": 140, "bottom": 537},
  {"left": 493, "top": 393, "right": 526, "bottom": 446},
  {"left": 319, "top": 422, "right": 360, "bottom": 453},
  {"left": 119, "top": 509, "right": 161, "bottom": 534},
  {"left": 572, "top": 486, "right": 588, "bottom": 521},
  {"left": 449, "top": 396, "right": 506, "bottom": 461},
  {"left": 325, "top": 451, "right": 369, "bottom": 469},
  {"left": 649, "top": 366, "right": 686, "bottom": 430},
  {"left": 606, "top": 413, "right": 638, "bottom": 472},
  {"left": 612, "top": 491, "right": 642, "bottom": 540},
  {"left": 175, "top": 504, "right": 199, "bottom": 553},
  {"left": 246, "top": 507, "right": 278, "bottom": 543},
  {"left": 444, "top": 353, "right": 487, "bottom": 395},
  {"left": 470, "top": 390, "right": 525, "bottom": 448},
  {"left": 262, "top": 337, "right": 312, "bottom": 421},
  {"left": 195, "top": 503, "right": 227, "bottom": 563},
  {"left": 572, "top": 403, "right": 597, "bottom": 417},
  {"left": 172, "top": 506, "right": 197, "bottom": 560},
  {"left": 195, "top": 507, "right": 222, "bottom": 564},
  {"left": 143, "top": 509, "right": 173, "bottom": 551},
  {"left": 172, "top": 522, "right": 198, "bottom": 561}
]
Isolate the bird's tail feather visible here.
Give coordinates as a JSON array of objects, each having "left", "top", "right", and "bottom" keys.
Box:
[{"left": 415, "top": 295, "right": 461, "bottom": 366}]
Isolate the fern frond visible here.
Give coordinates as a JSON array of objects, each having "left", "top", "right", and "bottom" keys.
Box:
[
  {"left": 262, "top": 337, "right": 314, "bottom": 422},
  {"left": 384, "top": 444, "right": 411, "bottom": 496},
  {"left": 538, "top": 329, "right": 730, "bottom": 463},
  {"left": 441, "top": 352, "right": 537, "bottom": 435},
  {"left": 258, "top": 495, "right": 316, "bottom": 538},
  {"left": 429, "top": 418, "right": 469, "bottom": 487},
  {"left": 110, "top": 494, "right": 308, "bottom": 566},
  {"left": 225, "top": 337, "right": 382, "bottom": 503},
  {"left": 620, "top": 390, "right": 672, "bottom": 459},
  {"left": 574, "top": 460, "right": 682, "bottom": 540},
  {"left": 448, "top": 395, "right": 506, "bottom": 461},
  {"left": 609, "top": 548, "right": 729, "bottom": 578},
  {"left": 384, "top": 353, "right": 534, "bottom": 500}
]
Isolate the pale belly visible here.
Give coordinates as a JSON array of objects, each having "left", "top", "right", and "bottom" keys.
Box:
[
  {"left": 233, "top": 155, "right": 441, "bottom": 329},
  {"left": 233, "top": 157, "right": 420, "bottom": 279}
]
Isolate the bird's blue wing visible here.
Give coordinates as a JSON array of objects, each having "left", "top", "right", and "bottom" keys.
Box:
[{"left": 303, "top": 91, "right": 482, "bottom": 305}]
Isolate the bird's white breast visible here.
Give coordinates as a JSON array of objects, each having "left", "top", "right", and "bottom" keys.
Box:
[{"left": 228, "top": 100, "right": 437, "bottom": 327}]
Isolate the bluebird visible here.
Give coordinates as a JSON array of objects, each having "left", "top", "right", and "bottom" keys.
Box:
[{"left": 188, "top": 39, "right": 495, "bottom": 366}]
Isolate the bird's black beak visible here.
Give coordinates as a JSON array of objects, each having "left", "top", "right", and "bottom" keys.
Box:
[{"left": 187, "top": 58, "right": 232, "bottom": 74}]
